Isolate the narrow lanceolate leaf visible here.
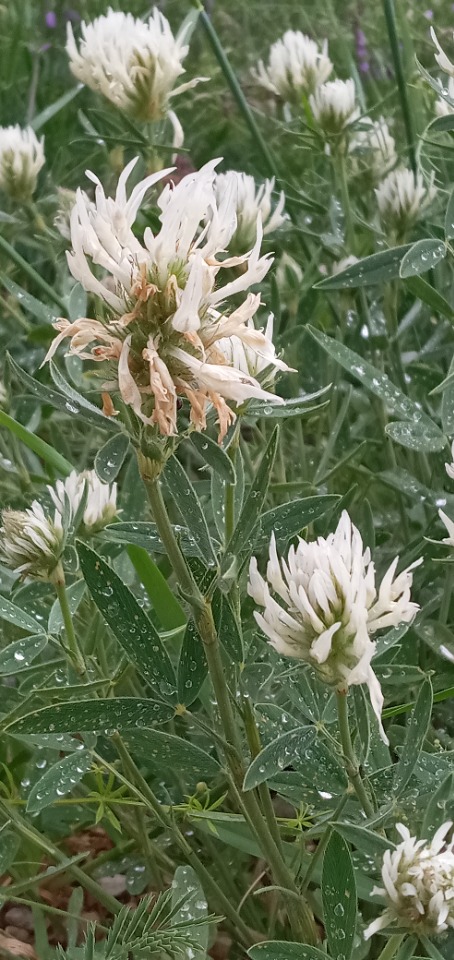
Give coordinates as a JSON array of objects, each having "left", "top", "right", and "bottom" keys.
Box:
[
  {"left": 49, "top": 361, "right": 119, "bottom": 432},
  {"left": 0, "top": 830, "right": 20, "bottom": 874},
  {"left": 422, "top": 773, "right": 454, "bottom": 839},
  {"left": 171, "top": 866, "right": 208, "bottom": 958},
  {"left": 177, "top": 619, "right": 207, "bottom": 706},
  {"left": 127, "top": 545, "right": 186, "bottom": 631},
  {"left": 244, "top": 392, "right": 329, "bottom": 420},
  {"left": 124, "top": 729, "right": 220, "bottom": 781},
  {"left": 404, "top": 276, "right": 454, "bottom": 323},
  {"left": 212, "top": 592, "right": 244, "bottom": 662},
  {"left": 248, "top": 943, "right": 327, "bottom": 960},
  {"left": 243, "top": 726, "right": 315, "bottom": 790},
  {"left": 164, "top": 456, "right": 218, "bottom": 568},
  {"left": 103, "top": 521, "right": 214, "bottom": 557},
  {"left": 331, "top": 822, "right": 395, "bottom": 858},
  {"left": 77, "top": 542, "right": 177, "bottom": 699},
  {"left": 7, "top": 354, "right": 113, "bottom": 432},
  {"left": 48, "top": 580, "right": 86, "bottom": 635},
  {"left": 4, "top": 697, "right": 174, "bottom": 735},
  {"left": 189, "top": 432, "right": 235, "bottom": 484},
  {"left": 315, "top": 244, "right": 413, "bottom": 289},
  {"left": 26, "top": 751, "right": 93, "bottom": 813},
  {"left": 322, "top": 831, "right": 357, "bottom": 960},
  {"left": 309, "top": 327, "right": 442, "bottom": 435},
  {"left": 0, "top": 635, "right": 47, "bottom": 674},
  {"left": 0, "top": 596, "right": 45, "bottom": 634},
  {"left": 385, "top": 420, "right": 447, "bottom": 453},
  {"left": 445, "top": 185, "right": 454, "bottom": 240},
  {"left": 224, "top": 427, "right": 279, "bottom": 565},
  {"left": 0, "top": 410, "right": 73, "bottom": 476},
  {"left": 254, "top": 495, "right": 339, "bottom": 550},
  {"left": 94, "top": 432, "right": 130, "bottom": 482},
  {"left": 393, "top": 677, "right": 433, "bottom": 797},
  {"left": 399, "top": 239, "right": 446, "bottom": 278},
  {"left": 442, "top": 353, "right": 454, "bottom": 436}
]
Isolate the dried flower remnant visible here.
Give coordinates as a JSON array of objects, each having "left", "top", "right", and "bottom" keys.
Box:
[
  {"left": 44, "top": 158, "right": 290, "bottom": 441},
  {"left": 66, "top": 7, "right": 204, "bottom": 122},
  {"left": 49, "top": 470, "right": 118, "bottom": 533},
  {"left": 376, "top": 167, "right": 437, "bottom": 235},
  {"left": 254, "top": 30, "right": 332, "bottom": 101},
  {"left": 248, "top": 511, "right": 421, "bottom": 742},
  {"left": 0, "top": 502, "right": 64, "bottom": 581},
  {"left": 364, "top": 822, "right": 454, "bottom": 939},
  {"left": 214, "top": 171, "right": 286, "bottom": 253},
  {"left": 0, "top": 125, "right": 45, "bottom": 201},
  {"left": 309, "top": 78, "right": 360, "bottom": 136}
]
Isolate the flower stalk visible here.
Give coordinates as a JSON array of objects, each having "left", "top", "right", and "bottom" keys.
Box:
[
  {"left": 53, "top": 569, "right": 87, "bottom": 677},
  {"left": 336, "top": 691, "right": 374, "bottom": 818}
]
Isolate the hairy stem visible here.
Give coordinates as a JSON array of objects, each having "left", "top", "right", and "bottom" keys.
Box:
[
  {"left": 53, "top": 570, "right": 86, "bottom": 677},
  {"left": 336, "top": 692, "right": 374, "bottom": 818}
]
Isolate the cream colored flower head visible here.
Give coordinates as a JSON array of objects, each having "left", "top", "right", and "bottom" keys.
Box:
[
  {"left": 365, "top": 822, "right": 454, "bottom": 939},
  {"left": 1, "top": 501, "right": 64, "bottom": 581},
  {"left": 349, "top": 116, "right": 396, "bottom": 180},
  {"left": 214, "top": 171, "right": 286, "bottom": 253},
  {"left": 49, "top": 470, "right": 118, "bottom": 533},
  {"left": 376, "top": 167, "right": 437, "bottom": 235},
  {"left": 66, "top": 7, "right": 203, "bottom": 122},
  {"left": 254, "top": 30, "right": 332, "bottom": 101},
  {"left": 0, "top": 125, "right": 45, "bottom": 201},
  {"left": 248, "top": 511, "right": 421, "bottom": 742},
  {"left": 44, "top": 158, "right": 291, "bottom": 441},
  {"left": 310, "top": 78, "right": 360, "bottom": 136}
]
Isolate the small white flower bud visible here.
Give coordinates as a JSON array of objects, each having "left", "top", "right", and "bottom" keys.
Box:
[
  {"left": 0, "top": 125, "right": 45, "bottom": 201},
  {"left": 254, "top": 30, "right": 333, "bottom": 101},
  {"left": 1, "top": 502, "right": 64, "bottom": 581},
  {"left": 375, "top": 167, "right": 436, "bottom": 235},
  {"left": 365, "top": 822, "right": 454, "bottom": 939},
  {"left": 309, "top": 79, "right": 359, "bottom": 136}
]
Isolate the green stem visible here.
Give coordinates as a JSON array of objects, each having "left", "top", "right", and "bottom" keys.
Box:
[
  {"left": 111, "top": 735, "right": 253, "bottom": 946},
  {"left": 382, "top": 0, "right": 417, "bottom": 173},
  {"left": 376, "top": 933, "right": 405, "bottom": 960},
  {"left": 0, "top": 233, "right": 68, "bottom": 313},
  {"left": 141, "top": 462, "right": 318, "bottom": 945},
  {"left": 336, "top": 150, "right": 355, "bottom": 253},
  {"left": 53, "top": 570, "right": 86, "bottom": 676},
  {"left": 439, "top": 563, "right": 454, "bottom": 625},
  {"left": 336, "top": 692, "right": 374, "bottom": 818},
  {"left": 224, "top": 427, "right": 239, "bottom": 544}
]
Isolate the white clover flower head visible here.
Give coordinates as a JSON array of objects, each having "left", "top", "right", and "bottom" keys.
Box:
[
  {"left": 364, "top": 822, "right": 454, "bottom": 939},
  {"left": 438, "top": 507, "right": 454, "bottom": 546},
  {"left": 254, "top": 30, "right": 333, "bottom": 101},
  {"left": 0, "top": 125, "right": 45, "bottom": 201},
  {"left": 349, "top": 116, "right": 396, "bottom": 180},
  {"left": 445, "top": 440, "right": 454, "bottom": 481},
  {"left": 309, "top": 78, "right": 359, "bottom": 136},
  {"left": 435, "top": 76, "right": 454, "bottom": 116},
  {"left": 66, "top": 7, "right": 202, "bottom": 122},
  {"left": 215, "top": 312, "right": 294, "bottom": 387},
  {"left": 214, "top": 171, "right": 287, "bottom": 253},
  {"left": 44, "top": 158, "right": 291, "bottom": 441},
  {"left": 376, "top": 167, "right": 437, "bottom": 235},
  {"left": 49, "top": 470, "right": 118, "bottom": 533},
  {"left": 0, "top": 382, "right": 8, "bottom": 406},
  {"left": 431, "top": 27, "right": 454, "bottom": 77},
  {"left": 1, "top": 501, "right": 64, "bottom": 581},
  {"left": 248, "top": 511, "right": 421, "bottom": 743}
]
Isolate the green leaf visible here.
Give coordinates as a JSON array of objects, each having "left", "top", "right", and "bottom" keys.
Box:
[
  {"left": 393, "top": 677, "right": 433, "bottom": 797},
  {"left": 421, "top": 773, "right": 454, "bottom": 838},
  {"left": 127, "top": 545, "right": 186, "bottom": 631},
  {"left": 0, "top": 828, "right": 20, "bottom": 873},
  {"left": 48, "top": 581, "right": 86, "bottom": 635},
  {"left": 26, "top": 751, "right": 93, "bottom": 813},
  {"left": 212, "top": 592, "right": 244, "bottom": 662},
  {"left": 315, "top": 244, "right": 412, "bottom": 289},
  {"left": 78, "top": 542, "right": 176, "bottom": 699},
  {"left": 164, "top": 456, "right": 217, "bottom": 568},
  {"left": 171, "top": 865, "right": 208, "bottom": 959},
  {"left": 248, "top": 942, "right": 328, "bottom": 960},
  {"left": 385, "top": 420, "right": 447, "bottom": 452},
  {"left": 49, "top": 361, "right": 119, "bottom": 432},
  {"left": 0, "top": 409, "right": 73, "bottom": 476},
  {"left": 445, "top": 187, "right": 454, "bottom": 240},
  {"left": 243, "top": 727, "right": 315, "bottom": 790},
  {"left": 322, "top": 831, "right": 356, "bottom": 960},
  {"left": 399, "top": 239, "right": 446, "bottom": 278},
  {"left": 103, "top": 521, "right": 215, "bottom": 558},
  {"left": 177, "top": 619, "right": 207, "bottom": 706},
  {"left": 244, "top": 392, "right": 329, "bottom": 420},
  {"left": 4, "top": 697, "right": 174, "bottom": 735},
  {"left": 124, "top": 729, "right": 220, "bottom": 781},
  {"left": 31, "top": 84, "right": 83, "bottom": 131},
  {"left": 0, "top": 634, "right": 47, "bottom": 674},
  {"left": 404, "top": 276, "right": 454, "bottom": 322},
  {"left": 309, "top": 327, "right": 442, "bottom": 433},
  {"left": 94, "top": 433, "right": 130, "bottom": 482},
  {"left": 0, "top": 273, "right": 58, "bottom": 324},
  {"left": 224, "top": 427, "right": 279, "bottom": 565},
  {"left": 189, "top": 432, "right": 235, "bottom": 484},
  {"left": 330, "top": 822, "right": 395, "bottom": 858},
  {"left": 442, "top": 353, "right": 454, "bottom": 436},
  {"left": 254, "top": 495, "right": 339, "bottom": 550},
  {"left": 0, "top": 595, "right": 45, "bottom": 634}
]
